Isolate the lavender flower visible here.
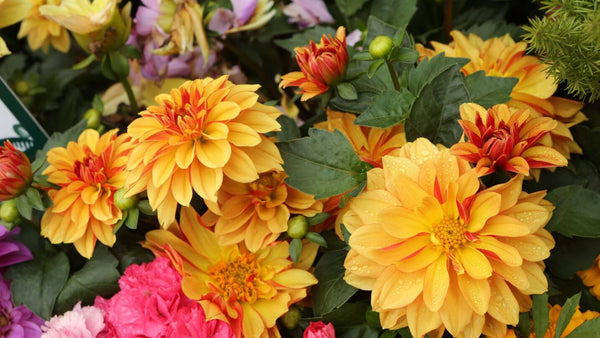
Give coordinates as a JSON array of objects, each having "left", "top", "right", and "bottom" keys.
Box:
[
  {"left": 283, "top": 0, "right": 334, "bottom": 29},
  {"left": 0, "top": 227, "right": 33, "bottom": 269},
  {"left": 0, "top": 277, "right": 43, "bottom": 337}
]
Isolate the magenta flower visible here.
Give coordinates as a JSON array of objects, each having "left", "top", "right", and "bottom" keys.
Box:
[
  {"left": 41, "top": 302, "right": 106, "bottom": 338},
  {"left": 0, "top": 277, "right": 43, "bottom": 337},
  {"left": 304, "top": 321, "right": 336, "bottom": 338},
  {"left": 0, "top": 227, "right": 33, "bottom": 269},
  {"left": 283, "top": 0, "right": 335, "bottom": 28}
]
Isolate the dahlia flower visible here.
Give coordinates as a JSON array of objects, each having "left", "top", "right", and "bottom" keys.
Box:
[
  {"left": 208, "top": 0, "right": 276, "bottom": 35},
  {"left": 0, "top": 277, "right": 43, "bottom": 337},
  {"left": 281, "top": 27, "right": 348, "bottom": 101},
  {"left": 0, "top": 141, "right": 32, "bottom": 202},
  {"left": 18, "top": 0, "right": 70, "bottom": 53},
  {"left": 505, "top": 305, "right": 600, "bottom": 338},
  {"left": 202, "top": 170, "right": 323, "bottom": 252},
  {"left": 95, "top": 256, "right": 233, "bottom": 337},
  {"left": 41, "top": 302, "right": 106, "bottom": 338},
  {"left": 124, "top": 76, "right": 283, "bottom": 227},
  {"left": 578, "top": 255, "right": 600, "bottom": 301},
  {"left": 282, "top": 0, "right": 335, "bottom": 29},
  {"left": 41, "top": 129, "right": 134, "bottom": 258},
  {"left": 416, "top": 30, "right": 586, "bottom": 162},
  {"left": 451, "top": 103, "right": 567, "bottom": 176},
  {"left": 343, "top": 138, "right": 555, "bottom": 337},
  {"left": 0, "top": 226, "right": 33, "bottom": 268},
  {"left": 303, "top": 321, "right": 335, "bottom": 338},
  {"left": 144, "top": 206, "right": 318, "bottom": 338}
]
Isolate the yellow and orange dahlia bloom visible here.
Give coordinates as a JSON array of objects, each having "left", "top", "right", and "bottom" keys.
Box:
[
  {"left": 577, "top": 254, "right": 600, "bottom": 301},
  {"left": 41, "top": 129, "right": 133, "bottom": 258},
  {"left": 342, "top": 138, "right": 555, "bottom": 337},
  {"left": 18, "top": 0, "right": 70, "bottom": 53},
  {"left": 451, "top": 103, "right": 567, "bottom": 176},
  {"left": 280, "top": 27, "right": 348, "bottom": 101},
  {"left": 0, "top": 140, "right": 32, "bottom": 201},
  {"left": 416, "top": 30, "right": 585, "bottom": 162},
  {"left": 506, "top": 305, "right": 600, "bottom": 338},
  {"left": 124, "top": 76, "right": 283, "bottom": 227},
  {"left": 201, "top": 170, "right": 323, "bottom": 252},
  {"left": 144, "top": 206, "right": 318, "bottom": 338}
]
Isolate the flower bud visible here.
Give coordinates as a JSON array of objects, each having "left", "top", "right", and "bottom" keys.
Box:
[
  {"left": 113, "top": 188, "right": 138, "bottom": 210},
  {"left": 369, "top": 35, "right": 394, "bottom": 59},
  {"left": 0, "top": 141, "right": 32, "bottom": 201},
  {"left": 281, "top": 306, "right": 302, "bottom": 330},
  {"left": 14, "top": 81, "right": 29, "bottom": 96},
  {"left": 84, "top": 108, "right": 102, "bottom": 129},
  {"left": 287, "top": 215, "right": 308, "bottom": 239},
  {"left": 0, "top": 199, "right": 20, "bottom": 225}
]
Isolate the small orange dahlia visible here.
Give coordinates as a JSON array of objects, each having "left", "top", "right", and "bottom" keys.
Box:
[
  {"left": 18, "top": 0, "right": 70, "bottom": 53},
  {"left": 416, "top": 30, "right": 585, "bottom": 161},
  {"left": 201, "top": 170, "right": 323, "bottom": 252},
  {"left": 41, "top": 129, "right": 133, "bottom": 258},
  {"left": 451, "top": 103, "right": 567, "bottom": 176},
  {"left": 577, "top": 254, "right": 600, "bottom": 301},
  {"left": 0, "top": 140, "right": 32, "bottom": 201},
  {"left": 144, "top": 206, "right": 318, "bottom": 338},
  {"left": 280, "top": 26, "right": 348, "bottom": 101},
  {"left": 505, "top": 304, "right": 600, "bottom": 338},
  {"left": 125, "top": 75, "right": 283, "bottom": 227},
  {"left": 342, "top": 138, "right": 555, "bottom": 337}
]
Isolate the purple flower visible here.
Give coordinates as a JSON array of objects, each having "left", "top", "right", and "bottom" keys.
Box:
[
  {"left": 283, "top": 0, "right": 334, "bottom": 29},
  {"left": 208, "top": 0, "right": 263, "bottom": 35},
  {"left": 0, "top": 227, "right": 33, "bottom": 269},
  {"left": 0, "top": 277, "right": 43, "bottom": 337}
]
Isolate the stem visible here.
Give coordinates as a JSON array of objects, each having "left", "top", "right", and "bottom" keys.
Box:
[
  {"left": 120, "top": 77, "right": 138, "bottom": 112},
  {"left": 386, "top": 60, "right": 401, "bottom": 91},
  {"left": 444, "top": 0, "right": 453, "bottom": 42}
]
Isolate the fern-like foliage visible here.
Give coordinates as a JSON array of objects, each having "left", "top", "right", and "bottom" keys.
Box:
[{"left": 523, "top": 0, "right": 600, "bottom": 102}]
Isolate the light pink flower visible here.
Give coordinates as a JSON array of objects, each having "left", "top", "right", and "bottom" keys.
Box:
[
  {"left": 283, "top": 0, "right": 334, "bottom": 29},
  {"left": 41, "top": 302, "right": 105, "bottom": 338},
  {"left": 304, "top": 321, "right": 336, "bottom": 338}
]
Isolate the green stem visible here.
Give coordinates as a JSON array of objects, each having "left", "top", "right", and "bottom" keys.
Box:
[
  {"left": 120, "top": 77, "right": 138, "bottom": 112},
  {"left": 386, "top": 60, "right": 401, "bottom": 91}
]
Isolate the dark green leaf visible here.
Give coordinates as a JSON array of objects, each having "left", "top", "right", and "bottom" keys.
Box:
[
  {"left": 370, "top": 0, "right": 417, "bottom": 28},
  {"left": 15, "top": 194, "right": 32, "bottom": 220},
  {"left": 341, "top": 224, "right": 351, "bottom": 244},
  {"left": 306, "top": 212, "right": 330, "bottom": 226},
  {"left": 518, "top": 312, "right": 531, "bottom": 338},
  {"left": 100, "top": 54, "right": 117, "bottom": 81},
  {"left": 5, "top": 251, "right": 69, "bottom": 319},
  {"left": 388, "top": 47, "right": 419, "bottom": 64},
  {"left": 367, "top": 59, "right": 385, "bottom": 78},
  {"left": 289, "top": 238, "right": 303, "bottom": 263},
  {"left": 92, "top": 95, "right": 104, "bottom": 113},
  {"left": 337, "top": 325, "right": 379, "bottom": 338},
  {"left": 533, "top": 293, "right": 550, "bottom": 338},
  {"left": 335, "top": 0, "right": 368, "bottom": 17},
  {"left": 306, "top": 232, "right": 328, "bottom": 247},
  {"left": 566, "top": 317, "right": 600, "bottom": 337},
  {"left": 274, "top": 115, "right": 301, "bottom": 142},
  {"left": 380, "top": 331, "right": 398, "bottom": 338},
  {"left": 54, "top": 246, "right": 120, "bottom": 314},
  {"left": 545, "top": 185, "right": 600, "bottom": 237},
  {"left": 277, "top": 129, "right": 364, "bottom": 199},
  {"left": 338, "top": 177, "right": 367, "bottom": 208},
  {"left": 354, "top": 89, "right": 415, "bottom": 128},
  {"left": 112, "top": 212, "right": 127, "bottom": 234},
  {"left": 464, "top": 71, "right": 518, "bottom": 108},
  {"left": 25, "top": 188, "right": 44, "bottom": 210},
  {"left": 337, "top": 83, "right": 358, "bottom": 100},
  {"left": 109, "top": 230, "right": 154, "bottom": 273},
  {"left": 312, "top": 249, "right": 357, "bottom": 315},
  {"left": 546, "top": 235, "right": 600, "bottom": 279},
  {"left": 322, "top": 302, "right": 369, "bottom": 327},
  {"left": 31, "top": 119, "right": 88, "bottom": 174},
  {"left": 407, "top": 53, "right": 469, "bottom": 95},
  {"left": 274, "top": 26, "right": 336, "bottom": 53},
  {"left": 125, "top": 207, "right": 139, "bottom": 230},
  {"left": 555, "top": 293, "right": 582, "bottom": 338},
  {"left": 137, "top": 199, "right": 155, "bottom": 216},
  {"left": 364, "top": 16, "right": 399, "bottom": 47},
  {"left": 109, "top": 52, "right": 129, "bottom": 80}
]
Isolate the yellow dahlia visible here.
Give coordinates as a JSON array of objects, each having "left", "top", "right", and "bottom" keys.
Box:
[
  {"left": 41, "top": 129, "right": 134, "bottom": 258},
  {"left": 124, "top": 75, "right": 283, "bottom": 227},
  {"left": 577, "top": 254, "right": 600, "bottom": 301},
  {"left": 342, "top": 138, "right": 555, "bottom": 337},
  {"left": 201, "top": 170, "right": 323, "bottom": 252},
  {"left": 0, "top": 0, "right": 33, "bottom": 57},
  {"left": 451, "top": 103, "right": 567, "bottom": 176},
  {"left": 505, "top": 305, "right": 600, "bottom": 338},
  {"left": 416, "top": 30, "right": 585, "bottom": 162},
  {"left": 18, "top": 0, "right": 70, "bottom": 53},
  {"left": 144, "top": 206, "right": 318, "bottom": 338}
]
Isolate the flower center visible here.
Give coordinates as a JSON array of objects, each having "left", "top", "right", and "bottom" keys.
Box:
[
  {"left": 249, "top": 172, "right": 284, "bottom": 202},
  {"left": 432, "top": 216, "right": 468, "bottom": 252},
  {"left": 208, "top": 252, "right": 260, "bottom": 303},
  {"left": 0, "top": 312, "right": 9, "bottom": 327},
  {"left": 483, "top": 127, "right": 514, "bottom": 158},
  {"left": 73, "top": 148, "right": 107, "bottom": 185}
]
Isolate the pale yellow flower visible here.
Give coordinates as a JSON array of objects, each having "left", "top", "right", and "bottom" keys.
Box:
[
  {"left": 18, "top": 0, "right": 71, "bottom": 53},
  {"left": 39, "top": 0, "right": 116, "bottom": 35}
]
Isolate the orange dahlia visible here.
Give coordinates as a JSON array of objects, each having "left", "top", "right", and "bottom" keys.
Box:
[
  {"left": 577, "top": 254, "right": 600, "bottom": 301},
  {"left": 451, "top": 103, "right": 567, "bottom": 176},
  {"left": 41, "top": 129, "right": 133, "bottom": 258},
  {"left": 201, "top": 170, "right": 323, "bottom": 252},
  {"left": 124, "top": 75, "right": 283, "bottom": 227},
  {"left": 416, "top": 30, "right": 585, "bottom": 161},
  {"left": 144, "top": 206, "right": 318, "bottom": 338},
  {"left": 0, "top": 140, "right": 32, "bottom": 201},
  {"left": 280, "top": 27, "right": 348, "bottom": 101},
  {"left": 18, "top": 0, "right": 70, "bottom": 53},
  {"left": 506, "top": 305, "right": 600, "bottom": 338},
  {"left": 342, "top": 138, "right": 555, "bottom": 337}
]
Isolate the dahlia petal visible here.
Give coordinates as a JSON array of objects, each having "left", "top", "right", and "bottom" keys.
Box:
[
  {"left": 175, "top": 141, "right": 195, "bottom": 169},
  {"left": 439, "top": 275, "right": 473, "bottom": 336},
  {"left": 196, "top": 139, "right": 232, "bottom": 168},
  {"left": 505, "top": 156, "right": 530, "bottom": 175},
  {"left": 457, "top": 273, "right": 490, "bottom": 315},
  {"left": 151, "top": 150, "right": 176, "bottom": 187},
  {"left": 499, "top": 235, "right": 551, "bottom": 261},
  {"left": 548, "top": 96, "right": 584, "bottom": 120},
  {"left": 241, "top": 303, "right": 265, "bottom": 338},
  {"left": 157, "top": 195, "right": 178, "bottom": 228},
  {"left": 52, "top": 191, "right": 79, "bottom": 213},
  {"left": 70, "top": 200, "right": 90, "bottom": 226},
  {"left": 272, "top": 269, "right": 318, "bottom": 288},
  {"left": 145, "top": 230, "right": 211, "bottom": 269},
  {"left": 384, "top": 172, "right": 428, "bottom": 210},
  {"left": 471, "top": 236, "right": 522, "bottom": 267},
  {"left": 244, "top": 218, "right": 272, "bottom": 252},
  {"left": 522, "top": 146, "right": 567, "bottom": 167},
  {"left": 486, "top": 176, "right": 523, "bottom": 212},
  {"left": 415, "top": 196, "right": 444, "bottom": 227},
  {"left": 179, "top": 206, "right": 222, "bottom": 262},
  {"left": 239, "top": 137, "right": 283, "bottom": 173},
  {"left": 372, "top": 266, "right": 423, "bottom": 310},
  {"left": 521, "top": 261, "right": 548, "bottom": 294},
  {"left": 203, "top": 122, "right": 229, "bottom": 140},
  {"left": 489, "top": 260, "right": 529, "bottom": 290},
  {"left": 487, "top": 277, "right": 519, "bottom": 325},
  {"left": 127, "top": 117, "right": 163, "bottom": 140},
  {"left": 382, "top": 156, "right": 420, "bottom": 181},
  {"left": 423, "top": 254, "right": 449, "bottom": 312},
  {"left": 379, "top": 206, "right": 431, "bottom": 239},
  {"left": 77, "top": 129, "right": 99, "bottom": 152},
  {"left": 348, "top": 224, "right": 401, "bottom": 257},
  {"left": 379, "top": 308, "right": 408, "bottom": 330},
  {"left": 227, "top": 122, "right": 261, "bottom": 147},
  {"left": 209, "top": 101, "right": 241, "bottom": 122},
  {"left": 232, "top": 109, "right": 282, "bottom": 133},
  {"left": 171, "top": 169, "right": 193, "bottom": 206},
  {"left": 467, "top": 192, "right": 501, "bottom": 232},
  {"left": 190, "top": 161, "right": 223, "bottom": 201},
  {"left": 343, "top": 250, "right": 385, "bottom": 290},
  {"left": 457, "top": 246, "right": 492, "bottom": 279},
  {"left": 73, "top": 228, "right": 96, "bottom": 259},
  {"left": 91, "top": 219, "right": 116, "bottom": 247},
  {"left": 478, "top": 215, "right": 530, "bottom": 237},
  {"left": 81, "top": 186, "right": 101, "bottom": 205},
  {"left": 395, "top": 244, "right": 442, "bottom": 273},
  {"left": 147, "top": 176, "right": 171, "bottom": 210},
  {"left": 226, "top": 90, "right": 259, "bottom": 111},
  {"left": 406, "top": 297, "right": 443, "bottom": 338},
  {"left": 223, "top": 147, "right": 258, "bottom": 183}
]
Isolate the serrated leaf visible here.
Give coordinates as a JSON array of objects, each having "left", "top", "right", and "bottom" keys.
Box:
[
  {"left": 464, "top": 71, "right": 518, "bottom": 108},
  {"left": 555, "top": 293, "right": 582, "bottom": 338},
  {"left": 335, "top": 0, "right": 368, "bottom": 17},
  {"left": 312, "top": 249, "right": 357, "bottom": 315},
  {"left": 545, "top": 186, "right": 600, "bottom": 237},
  {"left": 370, "top": 0, "right": 417, "bottom": 28},
  {"left": 274, "top": 115, "right": 301, "bottom": 142},
  {"left": 354, "top": 89, "right": 414, "bottom": 128},
  {"left": 274, "top": 26, "right": 336, "bottom": 53},
  {"left": 337, "top": 82, "right": 358, "bottom": 100},
  {"left": 533, "top": 293, "right": 550, "bottom": 338},
  {"left": 277, "top": 129, "right": 364, "bottom": 199},
  {"left": 306, "top": 232, "right": 328, "bottom": 247},
  {"left": 407, "top": 53, "right": 469, "bottom": 94},
  {"left": 289, "top": 238, "right": 302, "bottom": 263}
]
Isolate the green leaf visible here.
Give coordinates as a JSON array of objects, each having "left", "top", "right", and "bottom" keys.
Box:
[
  {"left": 54, "top": 246, "right": 120, "bottom": 314},
  {"left": 277, "top": 129, "right": 364, "bottom": 199},
  {"left": 407, "top": 53, "right": 469, "bottom": 94},
  {"left": 289, "top": 238, "right": 302, "bottom": 263},
  {"left": 112, "top": 212, "right": 127, "bottom": 234},
  {"left": 109, "top": 52, "right": 130, "bottom": 80},
  {"left": 464, "top": 71, "right": 518, "bottom": 108},
  {"left": 31, "top": 119, "right": 88, "bottom": 174},
  {"left": 518, "top": 312, "right": 532, "bottom": 338},
  {"left": 312, "top": 249, "right": 358, "bottom": 315},
  {"left": 306, "top": 212, "right": 330, "bottom": 227},
  {"left": 364, "top": 16, "right": 399, "bottom": 47},
  {"left": 546, "top": 235, "right": 600, "bottom": 279},
  {"left": 306, "top": 232, "right": 328, "bottom": 247},
  {"left": 5, "top": 251, "right": 69, "bottom": 319},
  {"left": 545, "top": 185, "right": 600, "bottom": 237},
  {"left": 337, "top": 325, "right": 379, "bottom": 338},
  {"left": 15, "top": 194, "right": 32, "bottom": 220},
  {"left": 119, "top": 44, "right": 142, "bottom": 60},
  {"left": 566, "top": 317, "right": 600, "bottom": 337},
  {"left": 125, "top": 207, "right": 139, "bottom": 230},
  {"left": 370, "top": 0, "right": 417, "bottom": 28},
  {"left": 109, "top": 230, "right": 154, "bottom": 273},
  {"left": 335, "top": 0, "right": 368, "bottom": 17},
  {"left": 25, "top": 188, "right": 44, "bottom": 210},
  {"left": 274, "top": 115, "right": 301, "bottom": 142},
  {"left": 341, "top": 224, "right": 351, "bottom": 244},
  {"left": 367, "top": 59, "right": 385, "bottom": 78},
  {"left": 388, "top": 47, "right": 419, "bottom": 64},
  {"left": 555, "top": 293, "right": 582, "bottom": 338},
  {"left": 274, "top": 26, "right": 336, "bottom": 53},
  {"left": 337, "top": 82, "right": 358, "bottom": 100},
  {"left": 92, "top": 94, "right": 104, "bottom": 113},
  {"left": 532, "top": 293, "right": 550, "bottom": 338},
  {"left": 322, "top": 302, "right": 369, "bottom": 327},
  {"left": 354, "top": 89, "right": 415, "bottom": 128}
]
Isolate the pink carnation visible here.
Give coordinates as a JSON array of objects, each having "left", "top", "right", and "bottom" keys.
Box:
[
  {"left": 41, "top": 302, "right": 105, "bottom": 338},
  {"left": 304, "top": 321, "right": 336, "bottom": 338},
  {"left": 95, "top": 257, "right": 233, "bottom": 338}
]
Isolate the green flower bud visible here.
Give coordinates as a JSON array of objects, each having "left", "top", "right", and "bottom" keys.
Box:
[
  {"left": 113, "top": 188, "right": 138, "bottom": 210},
  {"left": 84, "top": 108, "right": 102, "bottom": 129},
  {"left": 281, "top": 306, "right": 302, "bottom": 330},
  {"left": 0, "top": 199, "right": 20, "bottom": 225},
  {"left": 14, "top": 81, "right": 29, "bottom": 96},
  {"left": 369, "top": 35, "right": 394, "bottom": 59},
  {"left": 287, "top": 215, "right": 308, "bottom": 239}
]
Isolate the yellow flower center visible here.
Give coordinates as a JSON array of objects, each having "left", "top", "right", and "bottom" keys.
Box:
[
  {"left": 249, "top": 171, "right": 285, "bottom": 202},
  {"left": 432, "top": 216, "right": 468, "bottom": 252},
  {"left": 208, "top": 252, "right": 260, "bottom": 303}
]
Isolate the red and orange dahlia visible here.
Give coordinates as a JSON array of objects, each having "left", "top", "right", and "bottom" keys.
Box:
[{"left": 0, "top": 140, "right": 32, "bottom": 201}]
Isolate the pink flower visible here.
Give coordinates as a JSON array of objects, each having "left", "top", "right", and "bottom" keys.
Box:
[
  {"left": 95, "top": 257, "right": 233, "bottom": 338},
  {"left": 304, "top": 321, "right": 336, "bottom": 338},
  {"left": 283, "top": 0, "right": 334, "bottom": 29},
  {"left": 41, "top": 302, "right": 105, "bottom": 338}
]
